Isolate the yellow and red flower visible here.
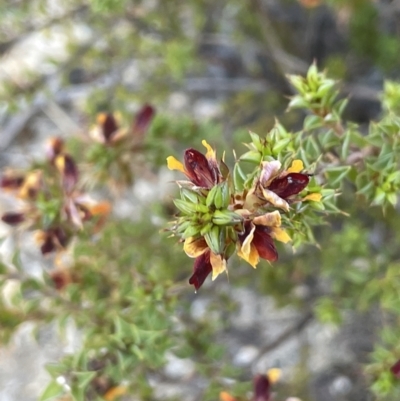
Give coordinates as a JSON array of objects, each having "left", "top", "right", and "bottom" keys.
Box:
[
  {"left": 237, "top": 211, "right": 290, "bottom": 268},
  {"left": 167, "top": 140, "right": 221, "bottom": 188},
  {"left": 184, "top": 236, "right": 227, "bottom": 291}
]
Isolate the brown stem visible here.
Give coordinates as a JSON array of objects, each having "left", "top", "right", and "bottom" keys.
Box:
[{"left": 254, "top": 309, "right": 314, "bottom": 362}]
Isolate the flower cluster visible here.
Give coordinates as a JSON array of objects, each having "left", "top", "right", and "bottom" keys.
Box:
[
  {"left": 86, "top": 104, "right": 155, "bottom": 188},
  {"left": 167, "top": 135, "right": 322, "bottom": 290},
  {"left": 1, "top": 138, "right": 110, "bottom": 255}
]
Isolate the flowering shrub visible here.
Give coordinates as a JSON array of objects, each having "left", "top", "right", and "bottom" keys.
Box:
[{"left": 2, "top": 64, "right": 400, "bottom": 401}]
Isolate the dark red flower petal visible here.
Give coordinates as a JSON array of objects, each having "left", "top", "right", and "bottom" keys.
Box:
[
  {"left": 391, "top": 359, "right": 400, "bottom": 378},
  {"left": 102, "top": 114, "right": 119, "bottom": 142},
  {"left": 1, "top": 212, "right": 25, "bottom": 226},
  {"left": 61, "top": 154, "right": 79, "bottom": 192},
  {"left": 51, "top": 272, "right": 65, "bottom": 290},
  {"left": 253, "top": 374, "right": 271, "bottom": 401},
  {"left": 41, "top": 234, "right": 55, "bottom": 255},
  {"left": 189, "top": 250, "right": 212, "bottom": 290},
  {"left": 52, "top": 227, "right": 69, "bottom": 248},
  {"left": 132, "top": 104, "right": 155, "bottom": 137},
  {"left": 184, "top": 149, "right": 216, "bottom": 188},
  {"left": 253, "top": 226, "right": 278, "bottom": 262},
  {"left": 0, "top": 175, "right": 24, "bottom": 190},
  {"left": 268, "top": 173, "right": 310, "bottom": 199}
]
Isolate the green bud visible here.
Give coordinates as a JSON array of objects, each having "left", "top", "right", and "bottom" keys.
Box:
[
  {"left": 200, "top": 222, "right": 214, "bottom": 236},
  {"left": 176, "top": 220, "right": 191, "bottom": 234},
  {"left": 233, "top": 163, "right": 246, "bottom": 191},
  {"left": 180, "top": 188, "right": 200, "bottom": 203},
  {"left": 212, "top": 210, "right": 242, "bottom": 226},
  {"left": 225, "top": 241, "right": 236, "bottom": 259},
  {"left": 249, "top": 131, "right": 263, "bottom": 151},
  {"left": 174, "top": 199, "right": 197, "bottom": 215},
  {"left": 174, "top": 199, "right": 209, "bottom": 215},
  {"left": 213, "top": 185, "right": 224, "bottom": 209},
  {"left": 204, "top": 225, "right": 225, "bottom": 255},
  {"left": 206, "top": 185, "right": 219, "bottom": 208},
  {"left": 240, "top": 150, "right": 262, "bottom": 164},
  {"left": 201, "top": 212, "right": 213, "bottom": 223},
  {"left": 219, "top": 181, "right": 230, "bottom": 209},
  {"left": 182, "top": 224, "right": 201, "bottom": 239}
]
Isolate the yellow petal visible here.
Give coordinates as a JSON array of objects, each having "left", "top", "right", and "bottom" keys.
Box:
[
  {"left": 237, "top": 243, "right": 259, "bottom": 268},
  {"left": 183, "top": 237, "right": 208, "bottom": 258},
  {"left": 270, "top": 227, "right": 291, "bottom": 243},
  {"left": 287, "top": 159, "right": 304, "bottom": 173},
  {"left": 261, "top": 188, "right": 290, "bottom": 212},
  {"left": 253, "top": 210, "right": 282, "bottom": 227},
  {"left": 237, "top": 224, "right": 260, "bottom": 268},
  {"left": 88, "top": 201, "right": 112, "bottom": 216},
  {"left": 210, "top": 252, "right": 226, "bottom": 280},
  {"left": 19, "top": 171, "right": 42, "bottom": 199},
  {"left": 303, "top": 192, "right": 322, "bottom": 202},
  {"left": 166, "top": 156, "right": 185, "bottom": 173},
  {"left": 267, "top": 368, "right": 282, "bottom": 384},
  {"left": 55, "top": 155, "right": 65, "bottom": 173},
  {"left": 202, "top": 139, "right": 216, "bottom": 160},
  {"left": 219, "top": 391, "right": 237, "bottom": 401},
  {"left": 104, "top": 386, "right": 128, "bottom": 401},
  {"left": 243, "top": 188, "right": 262, "bottom": 211},
  {"left": 96, "top": 112, "right": 107, "bottom": 125}
]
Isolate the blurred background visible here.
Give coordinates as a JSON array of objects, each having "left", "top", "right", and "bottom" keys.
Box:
[{"left": 1, "top": 0, "right": 400, "bottom": 400}]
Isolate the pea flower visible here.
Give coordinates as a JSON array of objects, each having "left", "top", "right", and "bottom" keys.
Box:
[{"left": 167, "top": 140, "right": 221, "bottom": 188}]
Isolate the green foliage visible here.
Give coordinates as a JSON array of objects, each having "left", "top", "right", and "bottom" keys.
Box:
[{"left": 2, "top": 0, "right": 400, "bottom": 397}]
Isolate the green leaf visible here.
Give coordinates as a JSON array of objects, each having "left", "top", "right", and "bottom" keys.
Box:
[
  {"left": 304, "top": 115, "right": 323, "bottom": 131},
  {"left": 74, "top": 371, "right": 97, "bottom": 389},
  {"left": 324, "top": 166, "right": 351, "bottom": 188},
  {"left": 40, "top": 381, "right": 64, "bottom": 401},
  {"left": 239, "top": 150, "right": 262, "bottom": 164}
]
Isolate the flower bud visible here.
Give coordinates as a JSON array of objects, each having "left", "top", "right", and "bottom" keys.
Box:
[
  {"left": 212, "top": 210, "right": 242, "bottom": 226},
  {"left": 204, "top": 225, "right": 225, "bottom": 255}
]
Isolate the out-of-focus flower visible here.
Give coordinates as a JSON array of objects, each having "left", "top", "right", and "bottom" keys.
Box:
[
  {"left": 19, "top": 171, "right": 42, "bottom": 200},
  {"left": 220, "top": 391, "right": 237, "bottom": 401},
  {"left": 1, "top": 212, "right": 25, "bottom": 226},
  {"left": 391, "top": 359, "right": 400, "bottom": 378},
  {"left": 91, "top": 105, "right": 155, "bottom": 146},
  {"left": 1, "top": 140, "right": 109, "bottom": 257},
  {"left": 49, "top": 268, "right": 74, "bottom": 290},
  {"left": 90, "top": 113, "right": 123, "bottom": 144},
  {"left": 103, "top": 385, "right": 128, "bottom": 401},
  {"left": 253, "top": 374, "right": 271, "bottom": 401},
  {"left": 132, "top": 104, "right": 155, "bottom": 139},
  {"left": 55, "top": 154, "right": 79, "bottom": 194},
  {"left": 219, "top": 369, "right": 283, "bottom": 401},
  {"left": 46, "top": 137, "right": 65, "bottom": 162},
  {"left": 167, "top": 140, "right": 221, "bottom": 188},
  {"left": 0, "top": 174, "right": 25, "bottom": 190},
  {"left": 35, "top": 227, "right": 69, "bottom": 255}
]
